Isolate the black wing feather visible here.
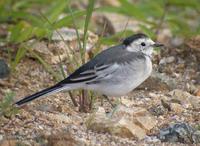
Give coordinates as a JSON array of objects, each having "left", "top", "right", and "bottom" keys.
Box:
[{"left": 59, "top": 44, "right": 145, "bottom": 84}]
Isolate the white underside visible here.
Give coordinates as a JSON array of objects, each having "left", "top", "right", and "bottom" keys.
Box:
[{"left": 84, "top": 56, "right": 152, "bottom": 96}]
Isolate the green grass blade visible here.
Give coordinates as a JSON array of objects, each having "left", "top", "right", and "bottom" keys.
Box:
[
  {"left": 68, "top": 1, "right": 82, "bottom": 50},
  {"left": 11, "top": 47, "right": 27, "bottom": 71},
  {"left": 82, "top": 0, "right": 95, "bottom": 63}
]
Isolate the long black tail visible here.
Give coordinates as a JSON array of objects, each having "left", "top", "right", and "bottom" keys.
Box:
[{"left": 15, "top": 84, "right": 64, "bottom": 106}]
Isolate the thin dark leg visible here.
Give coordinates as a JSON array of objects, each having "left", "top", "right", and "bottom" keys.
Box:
[{"left": 103, "top": 95, "right": 115, "bottom": 108}]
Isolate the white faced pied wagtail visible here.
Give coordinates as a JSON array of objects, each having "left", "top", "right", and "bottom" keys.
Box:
[{"left": 15, "top": 33, "right": 163, "bottom": 106}]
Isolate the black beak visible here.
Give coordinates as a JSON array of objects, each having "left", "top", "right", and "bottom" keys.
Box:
[{"left": 152, "top": 43, "right": 164, "bottom": 47}]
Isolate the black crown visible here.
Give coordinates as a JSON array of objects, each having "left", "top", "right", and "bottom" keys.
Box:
[{"left": 123, "top": 33, "right": 147, "bottom": 46}]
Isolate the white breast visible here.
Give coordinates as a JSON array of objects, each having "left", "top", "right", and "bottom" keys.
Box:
[
  {"left": 86, "top": 56, "right": 152, "bottom": 96},
  {"left": 143, "top": 56, "right": 152, "bottom": 79},
  {"left": 115, "top": 56, "right": 152, "bottom": 95}
]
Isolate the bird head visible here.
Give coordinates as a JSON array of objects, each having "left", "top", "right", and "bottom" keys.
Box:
[{"left": 123, "top": 33, "right": 163, "bottom": 57}]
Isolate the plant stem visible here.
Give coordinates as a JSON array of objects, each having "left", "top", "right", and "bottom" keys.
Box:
[{"left": 155, "top": 0, "right": 168, "bottom": 35}]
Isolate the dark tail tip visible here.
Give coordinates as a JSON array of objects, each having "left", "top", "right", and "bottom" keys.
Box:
[
  {"left": 15, "top": 84, "right": 62, "bottom": 106},
  {"left": 15, "top": 95, "right": 36, "bottom": 106}
]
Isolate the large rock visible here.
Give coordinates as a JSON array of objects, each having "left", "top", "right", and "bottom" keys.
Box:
[
  {"left": 195, "top": 88, "right": 200, "bottom": 97},
  {"left": 159, "top": 122, "right": 200, "bottom": 144},
  {"left": 159, "top": 56, "right": 175, "bottom": 65},
  {"left": 168, "top": 89, "right": 200, "bottom": 109},
  {"left": 45, "top": 113, "right": 72, "bottom": 124},
  {"left": 110, "top": 117, "right": 146, "bottom": 139},
  {"left": 86, "top": 106, "right": 157, "bottom": 140},
  {"left": 52, "top": 28, "right": 98, "bottom": 43},
  {"left": 0, "top": 59, "right": 9, "bottom": 79},
  {"left": 186, "top": 35, "right": 200, "bottom": 55},
  {"left": 112, "top": 105, "right": 157, "bottom": 131},
  {"left": 0, "top": 140, "right": 17, "bottom": 146},
  {"left": 170, "top": 103, "right": 184, "bottom": 114},
  {"left": 46, "top": 130, "right": 83, "bottom": 146}
]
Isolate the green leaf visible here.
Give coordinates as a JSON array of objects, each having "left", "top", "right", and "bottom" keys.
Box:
[
  {"left": 168, "top": 0, "right": 200, "bottom": 8},
  {"left": 100, "top": 0, "right": 146, "bottom": 22},
  {"left": 45, "top": 0, "right": 67, "bottom": 23},
  {"left": 137, "top": 0, "right": 164, "bottom": 18},
  {"left": 167, "top": 15, "right": 191, "bottom": 36},
  {"left": 99, "top": 5, "right": 151, "bottom": 25},
  {"left": 0, "top": 91, "right": 19, "bottom": 118},
  {"left": 18, "top": 27, "right": 34, "bottom": 42},
  {"left": 139, "top": 24, "right": 156, "bottom": 39},
  {"left": 118, "top": 0, "right": 146, "bottom": 20},
  {"left": 9, "top": 23, "right": 23, "bottom": 43},
  {"left": 11, "top": 47, "right": 27, "bottom": 70},
  {"left": 54, "top": 9, "right": 87, "bottom": 28},
  {"left": 0, "top": 92, "right": 15, "bottom": 109},
  {"left": 9, "top": 11, "right": 44, "bottom": 27},
  {"left": 33, "top": 27, "right": 50, "bottom": 39},
  {"left": 99, "top": 30, "right": 133, "bottom": 45},
  {"left": 12, "top": 0, "right": 30, "bottom": 10}
]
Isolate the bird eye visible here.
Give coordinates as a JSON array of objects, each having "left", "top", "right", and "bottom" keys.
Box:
[{"left": 141, "top": 42, "right": 146, "bottom": 46}]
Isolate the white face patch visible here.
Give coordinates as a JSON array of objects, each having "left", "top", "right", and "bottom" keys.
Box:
[{"left": 126, "top": 38, "right": 155, "bottom": 57}]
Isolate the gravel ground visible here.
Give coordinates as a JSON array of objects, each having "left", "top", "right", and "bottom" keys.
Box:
[{"left": 0, "top": 35, "right": 200, "bottom": 146}]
